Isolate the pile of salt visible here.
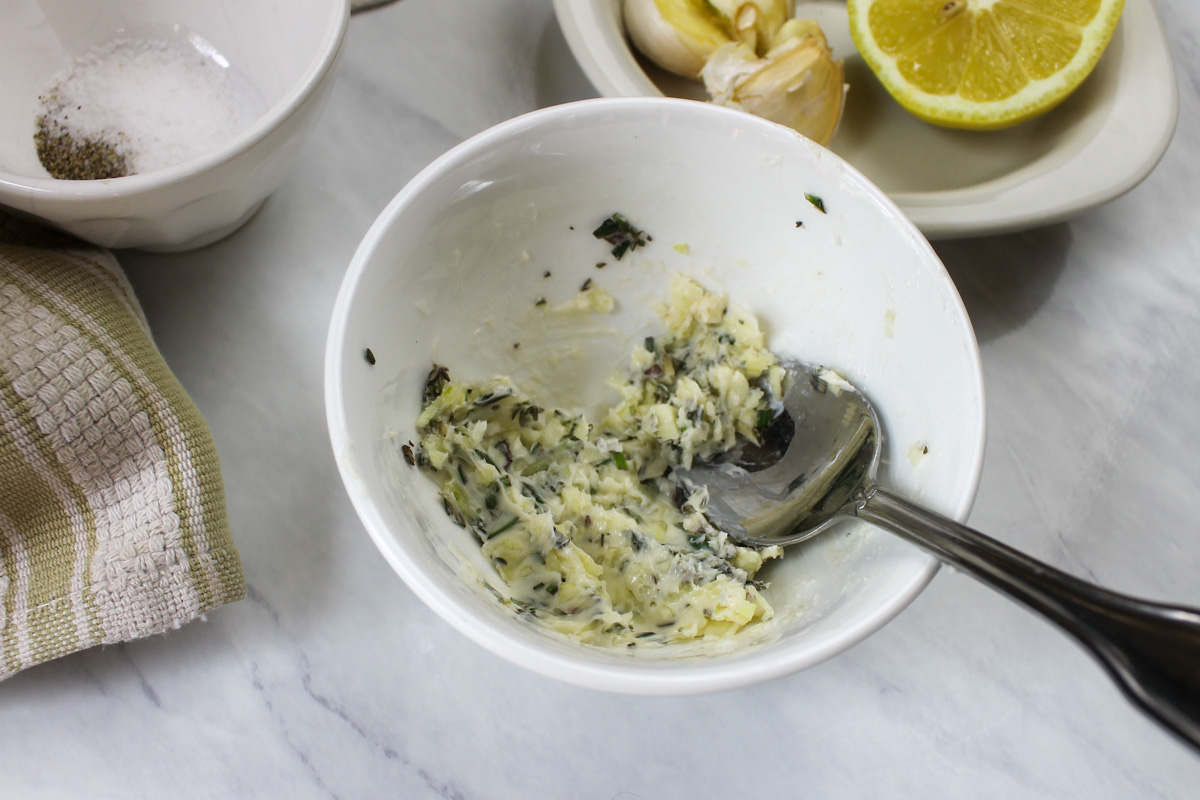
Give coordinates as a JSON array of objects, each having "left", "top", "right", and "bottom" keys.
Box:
[{"left": 35, "top": 35, "right": 249, "bottom": 180}]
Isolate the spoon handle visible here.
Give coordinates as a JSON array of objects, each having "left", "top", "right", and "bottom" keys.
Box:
[{"left": 856, "top": 484, "right": 1200, "bottom": 753}]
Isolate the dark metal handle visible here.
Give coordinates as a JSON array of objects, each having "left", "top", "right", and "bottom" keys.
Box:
[{"left": 856, "top": 484, "right": 1200, "bottom": 753}]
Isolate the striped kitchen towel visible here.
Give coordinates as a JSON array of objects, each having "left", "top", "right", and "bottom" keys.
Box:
[{"left": 0, "top": 213, "right": 244, "bottom": 680}]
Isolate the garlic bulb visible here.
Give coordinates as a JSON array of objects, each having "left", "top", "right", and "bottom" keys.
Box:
[
  {"left": 623, "top": 0, "right": 793, "bottom": 79},
  {"left": 700, "top": 19, "right": 846, "bottom": 145}
]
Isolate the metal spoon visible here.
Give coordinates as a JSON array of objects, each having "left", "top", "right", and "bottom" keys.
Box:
[{"left": 684, "top": 360, "right": 1200, "bottom": 753}]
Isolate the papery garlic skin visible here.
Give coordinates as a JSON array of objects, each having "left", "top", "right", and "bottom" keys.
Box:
[
  {"left": 700, "top": 20, "right": 846, "bottom": 145},
  {"left": 708, "top": 0, "right": 792, "bottom": 55},
  {"left": 623, "top": 0, "right": 793, "bottom": 79}
]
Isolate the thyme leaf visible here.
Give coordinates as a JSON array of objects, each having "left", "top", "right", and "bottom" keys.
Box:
[
  {"left": 423, "top": 364, "right": 449, "bottom": 404},
  {"left": 487, "top": 517, "right": 519, "bottom": 539},
  {"left": 592, "top": 213, "right": 648, "bottom": 260}
]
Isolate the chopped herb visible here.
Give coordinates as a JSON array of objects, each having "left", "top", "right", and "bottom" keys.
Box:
[
  {"left": 516, "top": 404, "right": 542, "bottom": 424},
  {"left": 805, "top": 193, "right": 826, "bottom": 213},
  {"left": 423, "top": 364, "right": 449, "bottom": 404},
  {"left": 473, "top": 387, "right": 513, "bottom": 406},
  {"left": 487, "top": 517, "right": 519, "bottom": 539},
  {"left": 521, "top": 482, "right": 545, "bottom": 506},
  {"left": 485, "top": 491, "right": 499, "bottom": 509},
  {"left": 644, "top": 336, "right": 655, "bottom": 353},
  {"left": 756, "top": 409, "right": 773, "bottom": 429},
  {"left": 580, "top": 277, "right": 593, "bottom": 291},
  {"left": 401, "top": 442, "right": 416, "bottom": 466},
  {"left": 795, "top": 220, "right": 804, "bottom": 228},
  {"left": 521, "top": 458, "right": 551, "bottom": 476},
  {"left": 595, "top": 262, "right": 606, "bottom": 269},
  {"left": 535, "top": 297, "right": 547, "bottom": 307},
  {"left": 474, "top": 448, "right": 500, "bottom": 470},
  {"left": 363, "top": 347, "right": 376, "bottom": 366},
  {"left": 543, "top": 270, "right": 552, "bottom": 278},
  {"left": 613, "top": 452, "right": 629, "bottom": 470},
  {"left": 592, "top": 213, "right": 648, "bottom": 260}
]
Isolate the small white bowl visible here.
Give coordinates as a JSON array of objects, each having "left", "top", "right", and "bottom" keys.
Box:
[
  {"left": 326, "top": 98, "right": 986, "bottom": 695},
  {"left": 0, "top": 0, "right": 347, "bottom": 251}
]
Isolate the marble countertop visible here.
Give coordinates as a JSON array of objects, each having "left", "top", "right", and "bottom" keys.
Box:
[{"left": 4, "top": 0, "right": 1200, "bottom": 796}]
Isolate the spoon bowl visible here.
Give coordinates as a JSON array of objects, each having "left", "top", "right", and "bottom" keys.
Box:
[{"left": 690, "top": 361, "right": 882, "bottom": 547}]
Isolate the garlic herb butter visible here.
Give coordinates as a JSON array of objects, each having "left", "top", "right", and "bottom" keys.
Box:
[{"left": 406, "top": 275, "right": 787, "bottom": 647}]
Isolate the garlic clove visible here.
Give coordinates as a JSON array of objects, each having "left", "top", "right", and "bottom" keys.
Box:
[
  {"left": 623, "top": 0, "right": 793, "bottom": 79},
  {"left": 623, "top": 0, "right": 733, "bottom": 79},
  {"left": 708, "top": 0, "right": 793, "bottom": 56},
  {"left": 700, "top": 21, "right": 846, "bottom": 146}
]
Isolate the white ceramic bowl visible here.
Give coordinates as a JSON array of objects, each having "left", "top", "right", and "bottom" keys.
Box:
[
  {"left": 326, "top": 98, "right": 986, "bottom": 695},
  {"left": 0, "top": 0, "right": 348, "bottom": 251}
]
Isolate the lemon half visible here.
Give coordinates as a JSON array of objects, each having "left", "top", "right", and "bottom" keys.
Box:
[{"left": 847, "top": 0, "right": 1125, "bottom": 129}]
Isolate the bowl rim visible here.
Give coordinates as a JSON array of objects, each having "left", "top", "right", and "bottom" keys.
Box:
[
  {"left": 325, "top": 96, "right": 987, "bottom": 695},
  {"left": 0, "top": 0, "right": 349, "bottom": 199},
  {"left": 550, "top": 0, "right": 1180, "bottom": 240}
]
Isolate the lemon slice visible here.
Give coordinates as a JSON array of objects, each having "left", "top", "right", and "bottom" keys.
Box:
[{"left": 847, "top": 0, "right": 1125, "bottom": 129}]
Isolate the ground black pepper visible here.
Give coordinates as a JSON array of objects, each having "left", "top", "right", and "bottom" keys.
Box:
[{"left": 34, "top": 113, "right": 129, "bottom": 180}]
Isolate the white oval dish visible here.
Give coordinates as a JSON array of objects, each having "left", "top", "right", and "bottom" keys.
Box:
[
  {"left": 326, "top": 97, "right": 986, "bottom": 695},
  {"left": 553, "top": 0, "right": 1178, "bottom": 239}
]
